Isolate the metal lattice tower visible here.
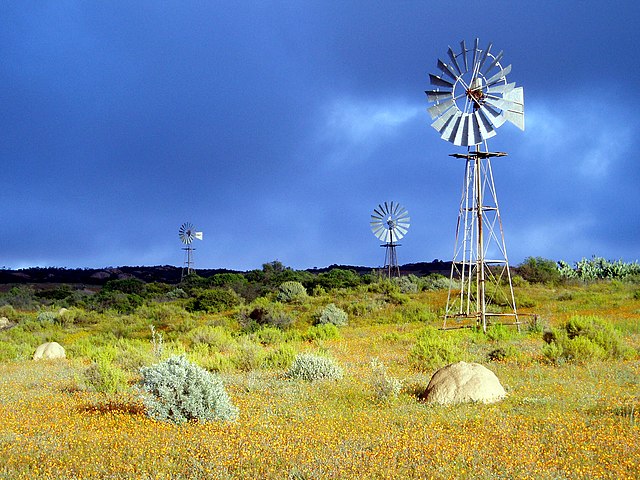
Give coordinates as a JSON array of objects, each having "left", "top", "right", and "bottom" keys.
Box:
[{"left": 424, "top": 39, "right": 524, "bottom": 332}]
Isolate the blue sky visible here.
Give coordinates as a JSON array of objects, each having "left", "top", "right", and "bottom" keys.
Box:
[{"left": 2, "top": 1, "right": 639, "bottom": 271}]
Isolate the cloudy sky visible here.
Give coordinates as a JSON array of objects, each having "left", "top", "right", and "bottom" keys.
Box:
[{"left": 2, "top": 1, "right": 639, "bottom": 271}]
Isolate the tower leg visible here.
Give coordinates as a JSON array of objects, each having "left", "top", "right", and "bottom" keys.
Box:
[{"left": 444, "top": 149, "right": 518, "bottom": 331}]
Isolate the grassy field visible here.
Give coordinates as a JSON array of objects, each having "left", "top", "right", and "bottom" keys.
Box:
[{"left": 0, "top": 279, "right": 638, "bottom": 479}]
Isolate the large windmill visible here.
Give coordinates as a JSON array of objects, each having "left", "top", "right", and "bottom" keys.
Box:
[
  {"left": 179, "top": 222, "right": 203, "bottom": 280},
  {"left": 425, "top": 39, "right": 524, "bottom": 332},
  {"left": 370, "top": 202, "right": 410, "bottom": 278}
]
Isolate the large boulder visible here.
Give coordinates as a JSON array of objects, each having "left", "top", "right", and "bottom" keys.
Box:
[
  {"left": 423, "top": 361, "right": 506, "bottom": 405},
  {"left": 33, "top": 342, "right": 66, "bottom": 360}
]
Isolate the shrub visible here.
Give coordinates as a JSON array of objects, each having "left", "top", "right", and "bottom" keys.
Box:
[
  {"left": 369, "top": 358, "right": 401, "bottom": 402},
  {"left": 138, "top": 355, "right": 238, "bottom": 424},
  {"left": 277, "top": 281, "right": 308, "bottom": 303},
  {"left": 316, "top": 303, "right": 348, "bottom": 327},
  {"left": 187, "top": 325, "right": 235, "bottom": 351},
  {"left": 301, "top": 323, "right": 340, "bottom": 341},
  {"left": 238, "top": 297, "right": 294, "bottom": 330},
  {"left": 81, "top": 360, "right": 129, "bottom": 394},
  {"left": 409, "top": 326, "right": 463, "bottom": 371},
  {"left": 393, "top": 276, "right": 418, "bottom": 294},
  {"left": 421, "top": 274, "right": 451, "bottom": 291},
  {"left": 516, "top": 257, "right": 561, "bottom": 284},
  {"left": 188, "top": 288, "right": 241, "bottom": 313},
  {"left": 542, "top": 316, "right": 635, "bottom": 362},
  {"left": 285, "top": 353, "right": 343, "bottom": 381},
  {"left": 488, "top": 345, "right": 520, "bottom": 362},
  {"left": 486, "top": 323, "right": 511, "bottom": 341},
  {"left": 36, "top": 310, "right": 57, "bottom": 324},
  {"left": 263, "top": 343, "right": 296, "bottom": 370}
]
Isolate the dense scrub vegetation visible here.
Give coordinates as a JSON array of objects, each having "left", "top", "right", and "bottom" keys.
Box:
[{"left": 0, "top": 258, "right": 638, "bottom": 478}]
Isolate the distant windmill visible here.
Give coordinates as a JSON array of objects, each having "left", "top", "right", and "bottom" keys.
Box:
[
  {"left": 425, "top": 38, "right": 524, "bottom": 332},
  {"left": 178, "top": 222, "right": 203, "bottom": 280},
  {"left": 370, "top": 202, "right": 410, "bottom": 278}
]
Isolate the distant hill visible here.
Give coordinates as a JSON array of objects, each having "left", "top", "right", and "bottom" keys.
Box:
[{"left": 0, "top": 261, "right": 451, "bottom": 286}]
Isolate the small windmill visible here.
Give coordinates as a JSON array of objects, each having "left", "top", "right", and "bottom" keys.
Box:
[
  {"left": 425, "top": 38, "right": 524, "bottom": 332},
  {"left": 179, "top": 222, "right": 203, "bottom": 280},
  {"left": 370, "top": 202, "right": 410, "bottom": 278}
]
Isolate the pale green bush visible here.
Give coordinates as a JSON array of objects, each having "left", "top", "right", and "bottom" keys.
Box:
[
  {"left": 286, "top": 353, "right": 343, "bottom": 381},
  {"left": 369, "top": 358, "right": 401, "bottom": 402},
  {"left": 409, "top": 326, "right": 463, "bottom": 371},
  {"left": 81, "top": 359, "right": 129, "bottom": 394},
  {"left": 316, "top": 303, "right": 348, "bottom": 327},
  {"left": 138, "top": 355, "right": 238, "bottom": 423},
  {"left": 277, "top": 281, "right": 308, "bottom": 303}
]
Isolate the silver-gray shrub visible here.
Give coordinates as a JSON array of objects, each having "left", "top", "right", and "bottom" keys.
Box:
[
  {"left": 138, "top": 355, "right": 238, "bottom": 423},
  {"left": 285, "top": 353, "right": 343, "bottom": 381},
  {"left": 369, "top": 358, "right": 401, "bottom": 402},
  {"left": 277, "top": 281, "right": 308, "bottom": 303},
  {"left": 317, "top": 303, "right": 348, "bottom": 327}
]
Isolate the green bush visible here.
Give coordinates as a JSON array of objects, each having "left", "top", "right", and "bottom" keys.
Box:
[
  {"left": 81, "top": 359, "right": 129, "bottom": 394},
  {"left": 263, "top": 343, "right": 296, "bottom": 369},
  {"left": 316, "top": 303, "right": 348, "bottom": 327},
  {"left": 285, "top": 353, "right": 344, "bottom": 381},
  {"left": 138, "top": 355, "right": 238, "bottom": 424},
  {"left": 516, "top": 257, "right": 561, "bottom": 284},
  {"left": 276, "top": 281, "right": 308, "bottom": 303},
  {"left": 409, "top": 326, "right": 463, "bottom": 371},
  {"left": 301, "top": 323, "right": 340, "bottom": 341},
  {"left": 542, "top": 315, "right": 635, "bottom": 362},
  {"left": 187, "top": 325, "right": 235, "bottom": 351},
  {"left": 188, "top": 288, "right": 241, "bottom": 313}
]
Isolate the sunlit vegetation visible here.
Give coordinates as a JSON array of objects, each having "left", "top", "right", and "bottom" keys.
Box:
[{"left": 0, "top": 259, "right": 638, "bottom": 478}]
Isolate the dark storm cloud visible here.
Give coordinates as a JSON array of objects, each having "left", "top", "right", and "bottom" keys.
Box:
[{"left": 1, "top": 1, "right": 639, "bottom": 270}]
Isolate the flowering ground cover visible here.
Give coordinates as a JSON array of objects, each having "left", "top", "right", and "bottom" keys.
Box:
[{"left": 0, "top": 280, "right": 638, "bottom": 478}]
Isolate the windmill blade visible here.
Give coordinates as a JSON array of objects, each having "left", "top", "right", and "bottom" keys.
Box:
[
  {"left": 465, "top": 113, "right": 483, "bottom": 146},
  {"left": 453, "top": 114, "right": 469, "bottom": 146},
  {"left": 373, "top": 206, "right": 386, "bottom": 217},
  {"left": 429, "top": 73, "right": 454, "bottom": 89},
  {"left": 479, "top": 104, "right": 506, "bottom": 129},
  {"left": 486, "top": 82, "right": 515, "bottom": 95},
  {"left": 441, "top": 111, "right": 463, "bottom": 144},
  {"left": 437, "top": 58, "right": 458, "bottom": 81},
  {"left": 483, "top": 50, "right": 504, "bottom": 75},
  {"left": 427, "top": 98, "right": 455, "bottom": 120},
  {"left": 485, "top": 64, "right": 512, "bottom": 86},
  {"left": 460, "top": 39, "right": 468, "bottom": 72},
  {"left": 425, "top": 89, "right": 453, "bottom": 102},
  {"left": 503, "top": 86, "right": 525, "bottom": 130},
  {"left": 485, "top": 93, "right": 523, "bottom": 113},
  {"left": 474, "top": 109, "right": 497, "bottom": 141},
  {"left": 478, "top": 41, "right": 493, "bottom": 72},
  {"left": 471, "top": 38, "right": 480, "bottom": 73},
  {"left": 447, "top": 46, "right": 462, "bottom": 76},
  {"left": 431, "top": 107, "right": 457, "bottom": 133}
]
